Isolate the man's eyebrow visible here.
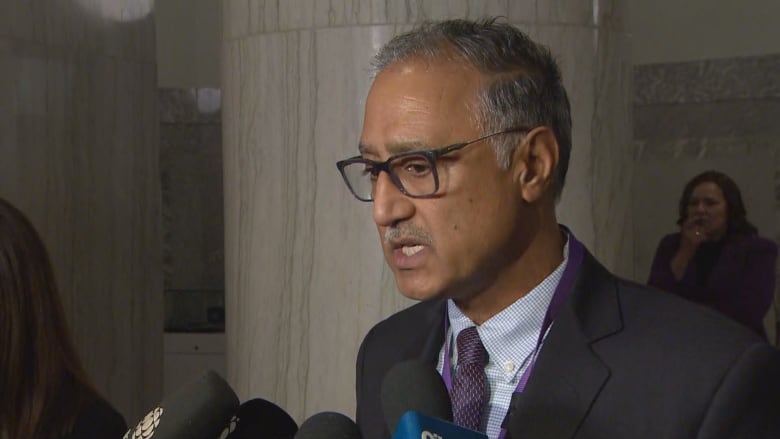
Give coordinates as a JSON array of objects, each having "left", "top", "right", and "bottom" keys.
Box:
[
  {"left": 358, "top": 143, "right": 374, "bottom": 155},
  {"left": 358, "top": 140, "right": 430, "bottom": 156}
]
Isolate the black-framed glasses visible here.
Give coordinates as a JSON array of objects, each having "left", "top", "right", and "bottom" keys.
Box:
[{"left": 336, "top": 127, "right": 531, "bottom": 202}]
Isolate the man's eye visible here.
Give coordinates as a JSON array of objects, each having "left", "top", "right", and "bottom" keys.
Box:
[
  {"left": 397, "top": 158, "right": 432, "bottom": 176},
  {"left": 361, "top": 165, "right": 379, "bottom": 179}
]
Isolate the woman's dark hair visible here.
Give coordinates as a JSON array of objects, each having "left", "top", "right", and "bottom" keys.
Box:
[
  {"left": 0, "top": 197, "right": 99, "bottom": 438},
  {"left": 676, "top": 170, "right": 758, "bottom": 237}
]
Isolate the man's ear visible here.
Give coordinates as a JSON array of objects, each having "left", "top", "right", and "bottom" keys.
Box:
[{"left": 510, "top": 127, "right": 559, "bottom": 203}]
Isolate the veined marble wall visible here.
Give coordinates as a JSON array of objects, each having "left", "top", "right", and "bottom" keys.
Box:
[
  {"left": 633, "top": 54, "right": 780, "bottom": 341},
  {"left": 223, "top": 0, "right": 632, "bottom": 421},
  {"left": 0, "top": 0, "right": 161, "bottom": 423}
]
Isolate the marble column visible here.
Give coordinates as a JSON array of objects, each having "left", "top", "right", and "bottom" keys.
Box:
[
  {"left": 0, "top": 0, "right": 161, "bottom": 423},
  {"left": 223, "top": 0, "right": 632, "bottom": 421}
]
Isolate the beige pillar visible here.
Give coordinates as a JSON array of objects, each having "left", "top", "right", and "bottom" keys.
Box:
[
  {"left": 0, "top": 0, "right": 162, "bottom": 423},
  {"left": 223, "top": 0, "right": 632, "bottom": 422}
]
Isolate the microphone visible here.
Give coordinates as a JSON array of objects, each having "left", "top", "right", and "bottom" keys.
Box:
[
  {"left": 221, "top": 398, "right": 298, "bottom": 439},
  {"left": 381, "top": 360, "right": 487, "bottom": 439},
  {"left": 124, "top": 369, "right": 239, "bottom": 439},
  {"left": 294, "top": 412, "right": 362, "bottom": 439},
  {"left": 392, "top": 411, "right": 487, "bottom": 439},
  {"left": 381, "top": 360, "right": 452, "bottom": 428}
]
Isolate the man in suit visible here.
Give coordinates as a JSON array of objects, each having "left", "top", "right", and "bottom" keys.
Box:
[{"left": 336, "top": 18, "right": 780, "bottom": 439}]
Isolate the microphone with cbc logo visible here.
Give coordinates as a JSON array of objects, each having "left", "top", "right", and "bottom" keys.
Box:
[
  {"left": 381, "top": 360, "right": 487, "bottom": 439},
  {"left": 392, "top": 411, "right": 486, "bottom": 439}
]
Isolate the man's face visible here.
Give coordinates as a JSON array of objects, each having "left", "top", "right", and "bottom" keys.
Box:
[{"left": 359, "top": 58, "right": 528, "bottom": 302}]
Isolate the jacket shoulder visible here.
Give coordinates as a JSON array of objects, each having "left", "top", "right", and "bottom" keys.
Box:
[
  {"left": 746, "top": 235, "right": 778, "bottom": 254},
  {"left": 656, "top": 232, "right": 680, "bottom": 250},
  {"left": 615, "top": 276, "right": 761, "bottom": 347},
  {"left": 369, "top": 300, "right": 443, "bottom": 335},
  {"left": 66, "top": 397, "right": 127, "bottom": 439},
  {"left": 358, "top": 299, "right": 444, "bottom": 361}
]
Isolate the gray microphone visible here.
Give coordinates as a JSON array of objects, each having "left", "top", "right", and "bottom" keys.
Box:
[
  {"left": 222, "top": 398, "right": 298, "bottom": 438},
  {"left": 380, "top": 359, "right": 453, "bottom": 430},
  {"left": 380, "top": 361, "right": 486, "bottom": 439},
  {"left": 123, "top": 370, "right": 239, "bottom": 439},
  {"left": 294, "top": 412, "right": 362, "bottom": 439}
]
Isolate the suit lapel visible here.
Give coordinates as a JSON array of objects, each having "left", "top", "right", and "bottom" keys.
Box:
[
  {"left": 504, "top": 252, "right": 623, "bottom": 439},
  {"left": 403, "top": 299, "right": 447, "bottom": 365}
]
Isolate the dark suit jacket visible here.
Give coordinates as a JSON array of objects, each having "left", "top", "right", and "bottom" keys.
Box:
[
  {"left": 356, "top": 249, "right": 780, "bottom": 439},
  {"left": 648, "top": 233, "right": 778, "bottom": 337}
]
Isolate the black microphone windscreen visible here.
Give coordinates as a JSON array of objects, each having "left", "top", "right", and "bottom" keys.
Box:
[
  {"left": 294, "top": 412, "right": 361, "bottom": 439},
  {"left": 224, "top": 398, "right": 298, "bottom": 439},
  {"left": 124, "top": 370, "right": 239, "bottom": 439},
  {"left": 380, "top": 360, "right": 453, "bottom": 431}
]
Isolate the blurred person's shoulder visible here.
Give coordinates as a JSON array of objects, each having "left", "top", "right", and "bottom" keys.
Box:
[
  {"left": 727, "top": 234, "right": 778, "bottom": 261},
  {"left": 745, "top": 235, "right": 778, "bottom": 253},
  {"left": 65, "top": 397, "right": 127, "bottom": 439}
]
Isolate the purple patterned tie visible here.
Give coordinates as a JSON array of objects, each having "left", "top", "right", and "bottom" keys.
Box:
[{"left": 451, "top": 326, "right": 488, "bottom": 431}]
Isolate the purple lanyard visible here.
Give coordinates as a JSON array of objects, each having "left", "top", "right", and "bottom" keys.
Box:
[{"left": 441, "top": 234, "right": 584, "bottom": 439}]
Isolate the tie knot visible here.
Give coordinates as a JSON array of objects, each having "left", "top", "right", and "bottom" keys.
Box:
[{"left": 456, "top": 326, "right": 487, "bottom": 366}]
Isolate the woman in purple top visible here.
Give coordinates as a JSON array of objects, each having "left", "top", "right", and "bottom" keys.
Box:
[{"left": 648, "top": 170, "right": 778, "bottom": 339}]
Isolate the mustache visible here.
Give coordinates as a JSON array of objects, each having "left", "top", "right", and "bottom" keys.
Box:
[{"left": 384, "top": 224, "right": 433, "bottom": 246}]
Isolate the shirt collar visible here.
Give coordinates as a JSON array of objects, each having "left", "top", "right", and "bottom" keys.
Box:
[{"left": 447, "top": 234, "right": 570, "bottom": 381}]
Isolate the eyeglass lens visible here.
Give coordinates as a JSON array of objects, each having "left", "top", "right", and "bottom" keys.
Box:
[{"left": 342, "top": 153, "right": 439, "bottom": 200}]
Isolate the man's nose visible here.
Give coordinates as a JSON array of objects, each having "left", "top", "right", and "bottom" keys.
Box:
[{"left": 372, "top": 172, "right": 414, "bottom": 227}]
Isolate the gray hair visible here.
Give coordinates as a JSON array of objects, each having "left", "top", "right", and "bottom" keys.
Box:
[{"left": 372, "top": 18, "right": 572, "bottom": 198}]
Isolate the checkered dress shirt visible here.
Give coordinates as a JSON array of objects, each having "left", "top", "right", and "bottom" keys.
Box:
[{"left": 437, "top": 239, "right": 569, "bottom": 439}]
